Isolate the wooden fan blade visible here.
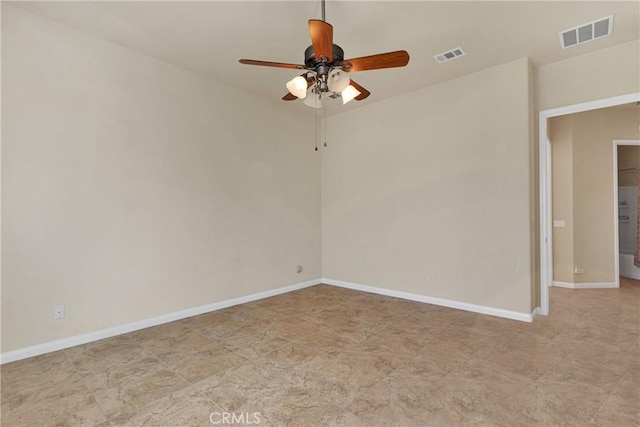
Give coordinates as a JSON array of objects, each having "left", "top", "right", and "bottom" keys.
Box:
[
  {"left": 349, "top": 80, "right": 370, "bottom": 101},
  {"left": 282, "top": 74, "right": 315, "bottom": 100},
  {"left": 342, "top": 50, "right": 410, "bottom": 72},
  {"left": 308, "top": 19, "right": 333, "bottom": 62},
  {"left": 239, "top": 59, "right": 305, "bottom": 69}
]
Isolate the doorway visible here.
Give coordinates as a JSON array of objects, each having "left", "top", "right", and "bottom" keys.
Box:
[
  {"left": 539, "top": 92, "right": 640, "bottom": 315},
  {"left": 615, "top": 140, "right": 640, "bottom": 280}
]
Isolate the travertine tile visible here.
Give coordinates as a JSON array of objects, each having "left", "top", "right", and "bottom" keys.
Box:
[
  {"left": 90, "top": 363, "right": 190, "bottom": 419},
  {"left": 2, "top": 279, "right": 638, "bottom": 426},
  {"left": 284, "top": 353, "right": 353, "bottom": 394},
  {"left": 264, "top": 317, "right": 324, "bottom": 340},
  {"left": 66, "top": 336, "right": 148, "bottom": 375},
  {"left": 2, "top": 372, "right": 91, "bottom": 417},
  {"left": 110, "top": 386, "right": 221, "bottom": 427},
  {"left": 1, "top": 374, "right": 106, "bottom": 427},
  {"left": 292, "top": 329, "right": 360, "bottom": 352},
  {"left": 359, "top": 328, "right": 433, "bottom": 356},
  {"left": 193, "top": 362, "right": 293, "bottom": 414},
  {"left": 257, "top": 340, "right": 319, "bottom": 370},
  {"left": 389, "top": 310, "right": 452, "bottom": 335},
  {"left": 340, "top": 383, "right": 433, "bottom": 427},
  {"left": 432, "top": 378, "right": 531, "bottom": 426},
  {"left": 220, "top": 330, "right": 290, "bottom": 360},
  {"left": 445, "top": 356, "right": 534, "bottom": 402},
  {"left": 156, "top": 344, "right": 248, "bottom": 383},
  {"left": 132, "top": 322, "right": 216, "bottom": 352},
  {"left": 80, "top": 351, "right": 165, "bottom": 393},
  {"left": 266, "top": 398, "right": 346, "bottom": 427},
  {"left": 1, "top": 350, "right": 77, "bottom": 392},
  {"left": 481, "top": 345, "right": 561, "bottom": 381},
  {"left": 184, "top": 309, "right": 269, "bottom": 339},
  {"left": 517, "top": 379, "right": 612, "bottom": 425},
  {"left": 553, "top": 322, "right": 640, "bottom": 349},
  {"left": 179, "top": 310, "right": 233, "bottom": 332},
  {"left": 322, "top": 350, "right": 399, "bottom": 394},
  {"left": 589, "top": 393, "right": 640, "bottom": 426},
  {"left": 1, "top": 390, "right": 107, "bottom": 427},
  {"left": 610, "top": 368, "right": 640, "bottom": 401},
  {"left": 538, "top": 359, "right": 625, "bottom": 391}
]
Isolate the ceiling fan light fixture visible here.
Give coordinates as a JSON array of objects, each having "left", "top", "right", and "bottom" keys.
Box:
[
  {"left": 286, "top": 76, "right": 308, "bottom": 99},
  {"left": 341, "top": 85, "right": 361, "bottom": 105},
  {"left": 240, "top": 0, "right": 409, "bottom": 105},
  {"left": 327, "top": 69, "right": 350, "bottom": 93},
  {"left": 303, "top": 92, "right": 323, "bottom": 108}
]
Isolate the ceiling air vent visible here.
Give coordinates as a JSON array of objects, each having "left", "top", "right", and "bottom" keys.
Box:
[
  {"left": 433, "top": 47, "right": 465, "bottom": 64},
  {"left": 560, "top": 15, "right": 614, "bottom": 49}
]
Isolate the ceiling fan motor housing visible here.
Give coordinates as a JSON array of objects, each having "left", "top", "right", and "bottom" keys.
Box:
[
  {"left": 305, "top": 44, "right": 345, "bottom": 92},
  {"left": 304, "top": 44, "right": 344, "bottom": 68}
]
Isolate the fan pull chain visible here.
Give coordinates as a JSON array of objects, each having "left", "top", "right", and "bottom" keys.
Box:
[
  {"left": 323, "top": 104, "right": 327, "bottom": 147},
  {"left": 314, "top": 97, "right": 319, "bottom": 151}
]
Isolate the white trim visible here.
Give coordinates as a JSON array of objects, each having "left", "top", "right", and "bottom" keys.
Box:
[
  {"left": 620, "top": 253, "right": 640, "bottom": 280},
  {"left": 552, "top": 281, "right": 574, "bottom": 288},
  {"left": 552, "top": 281, "right": 618, "bottom": 289},
  {"left": 0, "top": 279, "right": 322, "bottom": 364},
  {"left": 539, "top": 92, "right": 640, "bottom": 316},
  {"left": 614, "top": 139, "right": 640, "bottom": 284},
  {"left": 322, "top": 278, "right": 535, "bottom": 323},
  {"left": 540, "top": 94, "right": 640, "bottom": 120}
]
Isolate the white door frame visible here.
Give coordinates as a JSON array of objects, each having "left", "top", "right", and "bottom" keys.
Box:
[
  {"left": 538, "top": 92, "right": 640, "bottom": 316},
  {"left": 614, "top": 139, "right": 640, "bottom": 283}
]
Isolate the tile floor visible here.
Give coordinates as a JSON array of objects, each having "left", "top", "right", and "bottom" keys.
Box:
[{"left": 2, "top": 278, "right": 639, "bottom": 426}]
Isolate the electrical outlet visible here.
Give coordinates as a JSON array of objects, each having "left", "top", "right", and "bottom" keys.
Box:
[
  {"left": 297, "top": 265, "right": 303, "bottom": 274},
  {"left": 574, "top": 267, "right": 585, "bottom": 274},
  {"left": 54, "top": 305, "right": 65, "bottom": 319}
]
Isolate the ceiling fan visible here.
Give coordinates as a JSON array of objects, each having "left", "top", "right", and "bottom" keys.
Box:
[{"left": 239, "top": 1, "right": 410, "bottom": 107}]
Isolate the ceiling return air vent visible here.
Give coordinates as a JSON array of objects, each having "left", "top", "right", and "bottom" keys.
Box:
[
  {"left": 560, "top": 15, "right": 614, "bottom": 49},
  {"left": 433, "top": 47, "right": 465, "bottom": 64}
]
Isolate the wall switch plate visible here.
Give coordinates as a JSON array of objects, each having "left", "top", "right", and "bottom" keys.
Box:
[
  {"left": 553, "top": 220, "right": 566, "bottom": 228},
  {"left": 54, "top": 305, "right": 65, "bottom": 319}
]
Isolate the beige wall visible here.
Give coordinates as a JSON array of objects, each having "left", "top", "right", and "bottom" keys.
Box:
[
  {"left": 3, "top": 3, "right": 640, "bottom": 355},
  {"left": 528, "top": 60, "right": 539, "bottom": 310},
  {"left": 322, "top": 58, "right": 533, "bottom": 314},
  {"left": 550, "top": 108, "right": 639, "bottom": 284},
  {"left": 536, "top": 40, "right": 640, "bottom": 111},
  {"left": 549, "top": 115, "right": 575, "bottom": 282},
  {"left": 1, "top": 6, "right": 321, "bottom": 352},
  {"left": 618, "top": 145, "right": 640, "bottom": 187}
]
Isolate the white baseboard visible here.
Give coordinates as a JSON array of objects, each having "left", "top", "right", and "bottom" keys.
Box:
[
  {"left": 531, "top": 307, "right": 542, "bottom": 319},
  {"left": 0, "top": 278, "right": 322, "bottom": 365},
  {"left": 552, "top": 281, "right": 618, "bottom": 289},
  {"left": 2, "top": 277, "right": 544, "bottom": 364},
  {"left": 322, "top": 278, "right": 535, "bottom": 323}
]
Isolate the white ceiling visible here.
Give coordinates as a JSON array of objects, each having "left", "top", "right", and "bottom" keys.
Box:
[{"left": 8, "top": 1, "right": 640, "bottom": 114}]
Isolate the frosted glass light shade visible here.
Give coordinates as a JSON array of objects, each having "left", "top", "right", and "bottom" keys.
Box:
[
  {"left": 303, "top": 91, "right": 323, "bottom": 108},
  {"left": 286, "top": 76, "right": 307, "bottom": 99},
  {"left": 341, "top": 85, "right": 361, "bottom": 105},
  {"left": 327, "top": 69, "right": 350, "bottom": 93}
]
